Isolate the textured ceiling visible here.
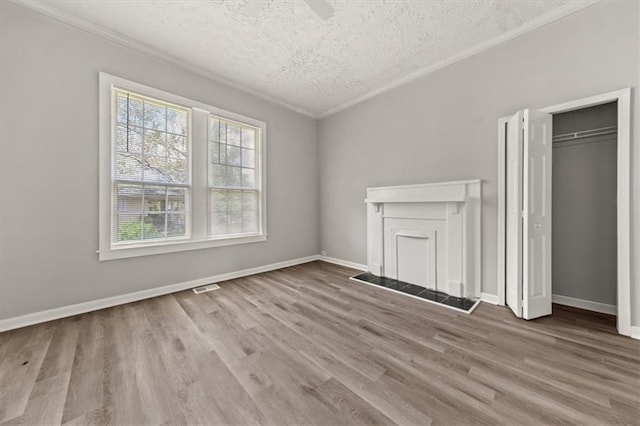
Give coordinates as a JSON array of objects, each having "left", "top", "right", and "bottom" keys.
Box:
[{"left": 28, "top": 0, "right": 579, "bottom": 117}]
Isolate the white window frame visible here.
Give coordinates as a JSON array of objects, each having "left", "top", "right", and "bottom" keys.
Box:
[{"left": 99, "top": 72, "right": 267, "bottom": 261}]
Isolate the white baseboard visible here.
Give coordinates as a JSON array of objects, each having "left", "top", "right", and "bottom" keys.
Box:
[
  {"left": 318, "top": 255, "right": 367, "bottom": 271},
  {"left": 631, "top": 326, "right": 640, "bottom": 340},
  {"left": 552, "top": 294, "right": 617, "bottom": 315},
  {"left": 480, "top": 292, "right": 499, "bottom": 305},
  {"left": 0, "top": 255, "right": 319, "bottom": 333}
]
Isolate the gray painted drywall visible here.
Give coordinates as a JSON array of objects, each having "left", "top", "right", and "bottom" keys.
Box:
[
  {"left": 0, "top": 2, "right": 318, "bottom": 320},
  {"left": 318, "top": 1, "right": 640, "bottom": 323},
  {"left": 552, "top": 104, "right": 617, "bottom": 306}
]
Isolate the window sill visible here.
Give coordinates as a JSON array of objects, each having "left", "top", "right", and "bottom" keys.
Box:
[{"left": 98, "top": 233, "right": 267, "bottom": 261}]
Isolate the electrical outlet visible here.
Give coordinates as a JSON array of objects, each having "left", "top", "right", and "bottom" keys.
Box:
[{"left": 320, "top": 250, "right": 327, "bottom": 256}]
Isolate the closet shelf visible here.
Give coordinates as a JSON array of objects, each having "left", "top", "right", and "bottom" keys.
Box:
[{"left": 553, "top": 125, "right": 617, "bottom": 143}]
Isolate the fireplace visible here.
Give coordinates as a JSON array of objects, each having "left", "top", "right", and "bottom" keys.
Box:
[{"left": 357, "top": 180, "right": 482, "bottom": 311}]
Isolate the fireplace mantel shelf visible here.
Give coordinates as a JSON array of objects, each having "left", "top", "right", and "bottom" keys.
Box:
[{"left": 365, "top": 179, "right": 481, "bottom": 204}]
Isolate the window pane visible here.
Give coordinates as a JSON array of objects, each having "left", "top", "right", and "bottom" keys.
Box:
[
  {"left": 116, "top": 94, "right": 129, "bottom": 124},
  {"left": 144, "top": 130, "right": 166, "bottom": 157},
  {"left": 210, "top": 164, "right": 225, "bottom": 186},
  {"left": 209, "top": 189, "right": 229, "bottom": 236},
  {"left": 242, "top": 209, "right": 258, "bottom": 233},
  {"left": 242, "top": 168, "right": 255, "bottom": 188},
  {"left": 167, "top": 213, "right": 186, "bottom": 237},
  {"left": 144, "top": 102, "right": 166, "bottom": 131},
  {"left": 210, "top": 211, "right": 228, "bottom": 235},
  {"left": 116, "top": 213, "right": 142, "bottom": 242},
  {"left": 144, "top": 156, "right": 168, "bottom": 183},
  {"left": 166, "top": 157, "right": 187, "bottom": 184},
  {"left": 228, "top": 190, "right": 242, "bottom": 234},
  {"left": 227, "top": 166, "right": 241, "bottom": 187},
  {"left": 116, "top": 153, "right": 143, "bottom": 181},
  {"left": 143, "top": 186, "right": 167, "bottom": 212},
  {"left": 167, "top": 189, "right": 186, "bottom": 212},
  {"left": 210, "top": 189, "right": 227, "bottom": 212},
  {"left": 168, "top": 187, "right": 186, "bottom": 210},
  {"left": 227, "top": 145, "right": 241, "bottom": 167},
  {"left": 242, "top": 128, "right": 255, "bottom": 149},
  {"left": 116, "top": 184, "right": 143, "bottom": 213},
  {"left": 211, "top": 166, "right": 241, "bottom": 187},
  {"left": 227, "top": 124, "right": 241, "bottom": 146},
  {"left": 116, "top": 125, "right": 142, "bottom": 154},
  {"left": 208, "top": 188, "right": 258, "bottom": 236},
  {"left": 115, "top": 89, "right": 190, "bottom": 185},
  {"left": 220, "top": 121, "right": 228, "bottom": 143},
  {"left": 128, "top": 97, "right": 144, "bottom": 127},
  {"left": 209, "top": 164, "right": 242, "bottom": 188},
  {"left": 241, "top": 148, "right": 254, "bottom": 169},
  {"left": 242, "top": 191, "right": 257, "bottom": 211},
  {"left": 139, "top": 186, "right": 188, "bottom": 240},
  {"left": 167, "top": 109, "right": 187, "bottom": 135},
  {"left": 142, "top": 212, "right": 165, "bottom": 240},
  {"left": 167, "top": 134, "right": 187, "bottom": 157},
  {"left": 209, "top": 142, "right": 220, "bottom": 165},
  {"left": 228, "top": 190, "right": 242, "bottom": 211},
  {"left": 210, "top": 117, "right": 220, "bottom": 142}
]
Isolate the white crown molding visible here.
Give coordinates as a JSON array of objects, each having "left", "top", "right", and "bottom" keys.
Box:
[
  {"left": 0, "top": 255, "right": 320, "bottom": 332},
  {"left": 7, "top": 0, "right": 319, "bottom": 119},
  {"left": 317, "top": 0, "right": 600, "bottom": 119}
]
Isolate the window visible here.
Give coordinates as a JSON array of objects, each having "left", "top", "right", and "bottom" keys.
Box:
[
  {"left": 114, "top": 90, "right": 190, "bottom": 243},
  {"left": 209, "top": 117, "right": 259, "bottom": 236},
  {"left": 99, "top": 73, "right": 266, "bottom": 260}
]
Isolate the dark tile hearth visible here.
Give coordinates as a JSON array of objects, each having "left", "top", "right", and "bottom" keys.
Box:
[{"left": 351, "top": 272, "right": 479, "bottom": 313}]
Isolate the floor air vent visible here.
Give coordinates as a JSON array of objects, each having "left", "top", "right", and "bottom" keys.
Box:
[{"left": 192, "top": 284, "right": 220, "bottom": 294}]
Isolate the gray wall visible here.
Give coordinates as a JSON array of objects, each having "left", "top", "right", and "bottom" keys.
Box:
[
  {"left": 0, "top": 2, "right": 318, "bottom": 320},
  {"left": 318, "top": 1, "right": 639, "bottom": 322},
  {"left": 552, "top": 104, "right": 617, "bottom": 305}
]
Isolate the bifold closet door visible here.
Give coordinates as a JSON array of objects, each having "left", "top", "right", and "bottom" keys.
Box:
[
  {"left": 506, "top": 111, "right": 523, "bottom": 318},
  {"left": 505, "top": 109, "right": 553, "bottom": 320}
]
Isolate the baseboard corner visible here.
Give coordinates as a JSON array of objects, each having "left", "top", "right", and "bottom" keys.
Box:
[
  {"left": 318, "top": 255, "right": 367, "bottom": 271},
  {"left": 481, "top": 292, "right": 499, "bottom": 305}
]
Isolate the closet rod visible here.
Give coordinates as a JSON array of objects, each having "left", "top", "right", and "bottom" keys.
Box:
[{"left": 553, "top": 125, "right": 617, "bottom": 143}]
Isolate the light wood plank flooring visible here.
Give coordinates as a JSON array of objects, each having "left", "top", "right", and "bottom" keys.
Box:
[{"left": 1, "top": 261, "right": 639, "bottom": 425}]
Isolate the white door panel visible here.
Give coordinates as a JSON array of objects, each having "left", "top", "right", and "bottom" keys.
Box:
[
  {"left": 523, "top": 109, "right": 553, "bottom": 319},
  {"left": 505, "top": 111, "right": 523, "bottom": 318},
  {"left": 505, "top": 109, "right": 553, "bottom": 320}
]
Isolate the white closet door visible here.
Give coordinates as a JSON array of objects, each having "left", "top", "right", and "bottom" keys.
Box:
[
  {"left": 505, "top": 111, "right": 523, "bottom": 318},
  {"left": 522, "top": 109, "right": 553, "bottom": 319}
]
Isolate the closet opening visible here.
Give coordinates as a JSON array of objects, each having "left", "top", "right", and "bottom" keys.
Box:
[
  {"left": 496, "top": 88, "right": 632, "bottom": 336},
  {"left": 551, "top": 102, "right": 618, "bottom": 322}
]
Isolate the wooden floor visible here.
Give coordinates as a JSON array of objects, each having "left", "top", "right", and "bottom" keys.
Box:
[{"left": 1, "top": 261, "right": 639, "bottom": 425}]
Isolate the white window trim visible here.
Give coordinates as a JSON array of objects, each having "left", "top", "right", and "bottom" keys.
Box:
[{"left": 98, "top": 72, "right": 267, "bottom": 261}]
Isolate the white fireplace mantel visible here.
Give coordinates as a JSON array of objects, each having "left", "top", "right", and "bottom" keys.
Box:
[
  {"left": 365, "top": 179, "right": 482, "bottom": 299},
  {"left": 365, "top": 180, "right": 473, "bottom": 204}
]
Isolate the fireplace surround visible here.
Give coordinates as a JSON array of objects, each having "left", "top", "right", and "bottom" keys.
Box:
[{"left": 362, "top": 180, "right": 482, "bottom": 304}]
